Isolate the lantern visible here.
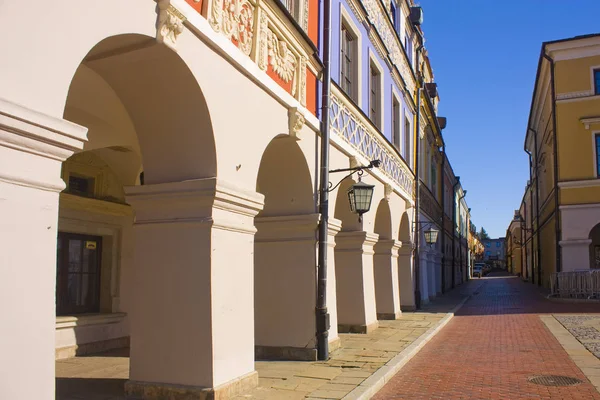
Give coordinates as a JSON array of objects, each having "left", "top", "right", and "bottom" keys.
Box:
[
  {"left": 424, "top": 227, "right": 439, "bottom": 246},
  {"left": 347, "top": 180, "right": 375, "bottom": 222}
]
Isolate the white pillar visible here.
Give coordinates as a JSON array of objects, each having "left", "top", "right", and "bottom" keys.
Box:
[
  {"left": 335, "top": 231, "right": 379, "bottom": 333},
  {"left": 373, "top": 239, "right": 402, "bottom": 319},
  {"left": 0, "top": 99, "right": 86, "bottom": 400},
  {"left": 326, "top": 219, "right": 342, "bottom": 350},
  {"left": 124, "top": 179, "right": 263, "bottom": 399},
  {"left": 398, "top": 245, "right": 415, "bottom": 311},
  {"left": 427, "top": 253, "right": 436, "bottom": 299},
  {"left": 420, "top": 250, "right": 430, "bottom": 305},
  {"left": 560, "top": 239, "right": 592, "bottom": 272},
  {"left": 254, "top": 213, "right": 320, "bottom": 360},
  {"left": 435, "top": 254, "right": 443, "bottom": 295}
]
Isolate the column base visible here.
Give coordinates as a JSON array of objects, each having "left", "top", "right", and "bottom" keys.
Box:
[
  {"left": 338, "top": 321, "right": 379, "bottom": 334},
  {"left": 125, "top": 371, "right": 258, "bottom": 400},
  {"left": 329, "top": 337, "right": 342, "bottom": 353},
  {"left": 377, "top": 311, "right": 402, "bottom": 320},
  {"left": 400, "top": 305, "right": 416, "bottom": 312},
  {"left": 255, "top": 346, "right": 317, "bottom": 361}
]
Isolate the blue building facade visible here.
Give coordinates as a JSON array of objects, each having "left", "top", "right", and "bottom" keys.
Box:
[{"left": 323, "top": 0, "right": 419, "bottom": 169}]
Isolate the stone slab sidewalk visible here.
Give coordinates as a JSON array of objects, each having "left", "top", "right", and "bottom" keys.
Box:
[
  {"left": 233, "top": 280, "right": 483, "bottom": 400},
  {"left": 56, "top": 280, "right": 481, "bottom": 400}
]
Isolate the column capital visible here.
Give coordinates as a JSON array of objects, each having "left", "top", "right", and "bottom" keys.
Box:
[
  {"left": 335, "top": 231, "right": 379, "bottom": 251},
  {"left": 374, "top": 239, "right": 402, "bottom": 255},
  {"left": 255, "top": 213, "right": 320, "bottom": 242},
  {"left": 0, "top": 97, "right": 87, "bottom": 192},
  {"left": 125, "top": 178, "right": 264, "bottom": 234}
]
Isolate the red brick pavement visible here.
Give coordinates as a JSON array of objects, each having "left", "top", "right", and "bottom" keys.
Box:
[{"left": 373, "top": 275, "right": 600, "bottom": 400}]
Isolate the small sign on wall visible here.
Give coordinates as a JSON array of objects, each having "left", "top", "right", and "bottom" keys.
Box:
[{"left": 85, "top": 241, "right": 97, "bottom": 250}]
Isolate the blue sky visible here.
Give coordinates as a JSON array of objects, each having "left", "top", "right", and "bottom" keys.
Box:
[{"left": 416, "top": 0, "right": 600, "bottom": 238}]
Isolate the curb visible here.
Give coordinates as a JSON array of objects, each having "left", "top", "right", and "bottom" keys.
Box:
[{"left": 341, "top": 290, "right": 476, "bottom": 400}]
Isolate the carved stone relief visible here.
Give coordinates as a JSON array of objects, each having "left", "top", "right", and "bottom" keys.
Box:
[
  {"left": 210, "top": 0, "right": 255, "bottom": 56},
  {"left": 266, "top": 29, "right": 298, "bottom": 92},
  {"left": 157, "top": 0, "right": 186, "bottom": 50},
  {"left": 288, "top": 107, "right": 305, "bottom": 139}
]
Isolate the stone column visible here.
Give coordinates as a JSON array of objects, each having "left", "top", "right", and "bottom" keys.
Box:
[
  {"left": 435, "top": 254, "right": 443, "bottom": 295},
  {"left": 373, "top": 239, "right": 402, "bottom": 319},
  {"left": 0, "top": 99, "right": 87, "bottom": 400},
  {"left": 124, "top": 178, "right": 263, "bottom": 399},
  {"left": 560, "top": 239, "right": 592, "bottom": 272},
  {"left": 420, "top": 250, "right": 430, "bottom": 305},
  {"left": 427, "top": 252, "right": 436, "bottom": 300},
  {"left": 398, "top": 244, "right": 415, "bottom": 311},
  {"left": 335, "top": 231, "right": 379, "bottom": 333},
  {"left": 327, "top": 218, "right": 342, "bottom": 350},
  {"left": 254, "top": 213, "right": 320, "bottom": 360}
]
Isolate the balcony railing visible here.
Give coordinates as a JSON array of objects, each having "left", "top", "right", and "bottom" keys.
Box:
[
  {"left": 329, "top": 85, "right": 414, "bottom": 198},
  {"left": 419, "top": 184, "right": 442, "bottom": 223}
]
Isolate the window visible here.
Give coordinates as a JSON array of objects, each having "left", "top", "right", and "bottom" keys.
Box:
[
  {"left": 390, "top": 1, "right": 398, "bottom": 31},
  {"left": 431, "top": 155, "right": 438, "bottom": 192},
  {"left": 404, "top": 115, "right": 411, "bottom": 166},
  {"left": 340, "top": 25, "right": 357, "bottom": 102},
  {"left": 595, "top": 69, "right": 600, "bottom": 95},
  {"left": 369, "top": 62, "right": 381, "bottom": 128},
  {"left": 485, "top": 251, "right": 491, "bottom": 257},
  {"left": 496, "top": 242, "right": 501, "bottom": 248},
  {"left": 67, "top": 174, "right": 95, "bottom": 198},
  {"left": 282, "top": 0, "right": 300, "bottom": 23},
  {"left": 485, "top": 242, "right": 490, "bottom": 248},
  {"left": 56, "top": 233, "right": 102, "bottom": 315},
  {"left": 392, "top": 97, "right": 401, "bottom": 150},
  {"left": 596, "top": 134, "right": 600, "bottom": 177}
]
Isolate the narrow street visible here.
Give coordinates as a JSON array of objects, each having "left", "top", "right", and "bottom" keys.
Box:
[{"left": 374, "top": 274, "right": 600, "bottom": 399}]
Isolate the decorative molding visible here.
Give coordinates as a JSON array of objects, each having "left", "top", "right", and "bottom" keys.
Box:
[
  {"left": 558, "top": 179, "right": 600, "bottom": 189},
  {"left": 302, "top": 0, "right": 309, "bottom": 31},
  {"left": 329, "top": 87, "right": 414, "bottom": 198},
  {"left": 299, "top": 57, "right": 307, "bottom": 106},
  {"left": 267, "top": 28, "right": 298, "bottom": 90},
  {"left": 581, "top": 117, "right": 600, "bottom": 130},
  {"left": 257, "top": 11, "right": 269, "bottom": 70},
  {"left": 557, "top": 89, "right": 594, "bottom": 101},
  {"left": 384, "top": 183, "right": 393, "bottom": 202},
  {"left": 288, "top": 107, "right": 305, "bottom": 138},
  {"left": 361, "top": 0, "right": 415, "bottom": 94},
  {"left": 157, "top": 0, "right": 186, "bottom": 50},
  {"left": 209, "top": 0, "right": 255, "bottom": 56}
]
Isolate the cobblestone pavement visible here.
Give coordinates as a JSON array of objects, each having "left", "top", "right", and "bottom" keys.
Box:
[
  {"left": 373, "top": 274, "right": 600, "bottom": 400},
  {"left": 56, "top": 281, "right": 479, "bottom": 400},
  {"left": 555, "top": 315, "right": 600, "bottom": 359}
]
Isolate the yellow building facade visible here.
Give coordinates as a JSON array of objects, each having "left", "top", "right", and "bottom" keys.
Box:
[{"left": 522, "top": 33, "right": 600, "bottom": 286}]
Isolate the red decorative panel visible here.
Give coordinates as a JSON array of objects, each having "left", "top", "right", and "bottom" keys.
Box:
[
  {"left": 185, "top": 0, "right": 204, "bottom": 15},
  {"left": 308, "top": 0, "right": 319, "bottom": 45},
  {"left": 267, "top": 66, "right": 294, "bottom": 96}
]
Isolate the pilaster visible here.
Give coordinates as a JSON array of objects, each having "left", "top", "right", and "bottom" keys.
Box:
[
  {"left": 374, "top": 239, "right": 402, "bottom": 320},
  {"left": 335, "top": 231, "right": 379, "bottom": 333},
  {"left": 0, "top": 98, "right": 87, "bottom": 400}
]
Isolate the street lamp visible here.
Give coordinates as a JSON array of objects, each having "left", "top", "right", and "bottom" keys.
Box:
[
  {"left": 423, "top": 227, "right": 439, "bottom": 247},
  {"left": 347, "top": 179, "right": 375, "bottom": 222},
  {"left": 328, "top": 159, "right": 380, "bottom": 222}
]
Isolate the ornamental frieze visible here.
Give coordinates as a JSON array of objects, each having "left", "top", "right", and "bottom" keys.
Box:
[
  {"left": 330, "top": 90, "right": 414, "bottom": 197},
  {"left": 209, "top": 0, "right": 255, "bottom": 56}
]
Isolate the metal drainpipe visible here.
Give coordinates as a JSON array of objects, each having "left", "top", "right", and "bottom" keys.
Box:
[
  {"left": 413, "top": 38, "right": 424, "bottom": 310},
  {"left": 316, "top": 0, "right": 333, "bottom": 361},
  {"left": 527, "top": 127, "right": 542, "bottom": 287},
  {"left": 458, "top": 192, "right": 467, "bottom": 283},
  {"left": 440, "top": 145, "right": 446, "bottom": 293},
  {"left": 543, "top": 53, "right": 561, "bottom": 276},
  {"left": 451, "top": 179, "right": 460, "bottom": 288}
]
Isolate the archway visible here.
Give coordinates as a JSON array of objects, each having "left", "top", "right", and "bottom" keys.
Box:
[
  {"left": 373, "top": 200, "right": 402, "bottom": 319},
  {"left": 589, "top": 223, "right": 600, "bottom": 269},
  {"left": 398, "top": 212, "right": 415, "bottom": 310},
  {"left": 334, "top": 179, "right": 379, "bottom": 333},
  {"left": 254, "top": 137, "right": 318, "bottom": 360},
  {"left": 53, "top": 33, "right": 246, "bottom": 397}
]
